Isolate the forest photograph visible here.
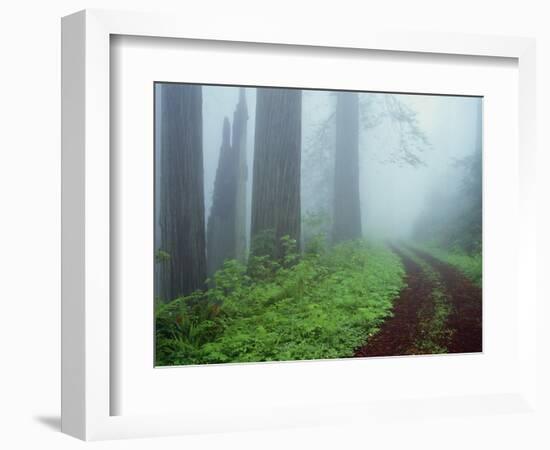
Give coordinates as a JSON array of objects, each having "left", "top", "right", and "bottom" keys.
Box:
[{"left": 154, "top": 82, "right": 482, "bottom": 366}]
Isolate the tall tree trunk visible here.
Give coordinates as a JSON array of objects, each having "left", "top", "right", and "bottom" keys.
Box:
[
  {"left": 157, "top": 84, "right": 206, "bottom": 300},
  {"left": 251, "top": 88, "right": 302, "bottom": 259},
  {"left": 332, "top": 91, "right": 361, "bottom": 243},
  {"left": 232, "top": 89, "right": 249, "bottom": 262},
  {"left": 154, "top": 84, "right": 164, "bottom": 300},
  {"left": 207, "top": 117, "right": 238, "bottom": 277}
]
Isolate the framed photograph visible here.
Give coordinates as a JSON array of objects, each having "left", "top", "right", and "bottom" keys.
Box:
[{"left": 61, "top": 9, "right": 537, "bottom": 441}]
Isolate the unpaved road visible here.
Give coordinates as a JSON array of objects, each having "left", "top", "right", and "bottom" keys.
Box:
[{"left": 355, "top": 246, "right": 482, "bottom": 357}]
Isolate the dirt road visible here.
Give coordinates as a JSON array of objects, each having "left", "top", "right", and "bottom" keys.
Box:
[{"left": 355, "top": 246, "right": 482, "bottom": 357}]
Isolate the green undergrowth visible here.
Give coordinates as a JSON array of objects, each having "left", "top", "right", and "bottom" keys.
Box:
[
  {"left": 155, "top": 239, "right": 406, "bottom": 366},
  {"left": 414, "top": 243, "right": 482, "bottom": 288}
]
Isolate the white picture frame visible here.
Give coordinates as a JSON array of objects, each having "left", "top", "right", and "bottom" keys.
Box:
[{"left": 61, "top": 9, "right": 537, "bottom": 441}]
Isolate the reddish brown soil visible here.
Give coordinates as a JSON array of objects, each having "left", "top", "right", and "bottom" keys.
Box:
[
  {"left": 410, "top": 248, "right": 482, "bottom": 354},
  {"left": 355, "top": 247, "right": 434, "bottom": 357},
  {"left": 354, "top": 246, "right": 482, "bottom": 357}
]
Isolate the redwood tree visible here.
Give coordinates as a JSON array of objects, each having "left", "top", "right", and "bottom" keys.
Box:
[
  {"left": 251, "top": 87, "right": 302, "bottom": 259},
  {"left": 233, "top": 88, "right": 249, "bottom": 262},
  {"left": 157, "top": 83, "right": 206, "bottom": 300},
  {"left": 206, "top": 89, "right": 249, "bottom": 277},
  {"left": 332, "top": 91, "right": 361, "bottom": 243},
  {"left": 206, "top": 118, "right": 238, "bottom": 277}
]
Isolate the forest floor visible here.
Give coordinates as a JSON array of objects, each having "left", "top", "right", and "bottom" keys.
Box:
[{"left": 354, "top": 245, "right": 482, "bottom": 357}]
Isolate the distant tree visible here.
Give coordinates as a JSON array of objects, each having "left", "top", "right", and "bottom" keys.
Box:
[
  {"left": 232, "top": 89, "right": 249, "bottom": 262},
  {"left": 332, "top": 92, "right": 362, "bottom": 243},
  {"left": 251, "top": 88, "right": 302, "bottom": 259},
  {"left": 374, "top": 94, "right": 430, "bottom": 167},
  {"left": 207, "top": 118, "right": 238, "bottom": 277},
  {"left": 206, "top": 89, "right": 249, "bottom": 277},
  {"left": 157, "top": 84, "right": 206, "bottom": 301},
  {"left": 302, "top": 92, "right": 430, "bottom": 244}
]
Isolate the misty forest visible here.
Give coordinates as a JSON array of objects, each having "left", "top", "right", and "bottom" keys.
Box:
[{"left": 154, "top": 83, "right": 482, "bottom": 366}]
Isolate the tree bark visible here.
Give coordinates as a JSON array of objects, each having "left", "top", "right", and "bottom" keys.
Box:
[
  {"left": 251, "top": 88, "right": 302, "bottom": 259},
  {"left": 332, "top": 91, "right": 362, "bottom": 243},
  {"left": 157, "top": 84, "right": 206, "bottom": 300}
]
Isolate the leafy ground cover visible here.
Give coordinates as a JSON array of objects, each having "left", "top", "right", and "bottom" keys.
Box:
[
  {"left": 413, "top": 243, "right": 482, "bottom": 288},
  {"left": 155, "top": 239, "right": 405, "bottom": 366}
]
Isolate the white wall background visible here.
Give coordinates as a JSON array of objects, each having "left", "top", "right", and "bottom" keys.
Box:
[{"left": 0, "top": 1, "right": 548, "bottom": 449}]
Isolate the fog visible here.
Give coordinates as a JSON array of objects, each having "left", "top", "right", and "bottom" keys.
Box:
[
  {"left": 360, "top": 94, "right": 481, "bottom": 239},
  {"left": 196, "top": 85, "right": 481, "bottom": 247},
  {"left": 154, "top": 83, "right": 483, "bottom": 359}
]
